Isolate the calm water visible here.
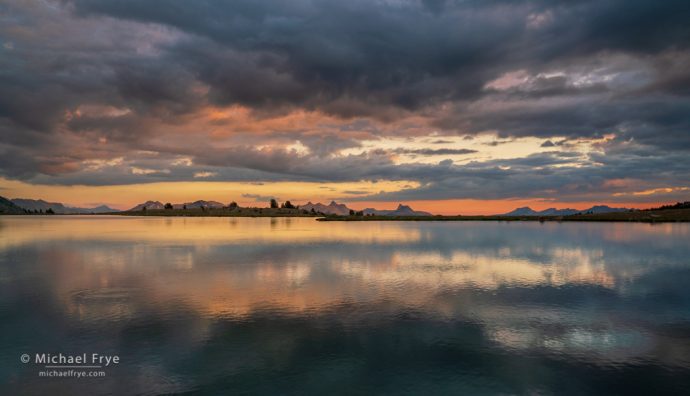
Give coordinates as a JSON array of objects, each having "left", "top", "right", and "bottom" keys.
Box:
[{"left": 1, "top": 216, "right": 689, "bottom": 395}]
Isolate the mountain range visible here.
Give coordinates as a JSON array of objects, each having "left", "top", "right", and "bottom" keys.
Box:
[
  {"left": 301, "top": 201, "right": 352, "bottom": 216},
  {"left": 0, "top": 196, "right": 634, "bottom": 217},
  {"left": 363, "top": 204, "right": 432, "bottom": 216},
  {"left": 10, "top": 198, "right": 118, "bottom": 214},
  {"left": 301, "top": 201, "right": 431, "bottom": 216},
  {"left": 501, "top": 205, "right": 629, "bottom": 216},
  {"left": 128, "top": 200, "right": 225, "bottom": 211},
  {"left": 0, "top": 196, "right": 25, "bottom": 214}
]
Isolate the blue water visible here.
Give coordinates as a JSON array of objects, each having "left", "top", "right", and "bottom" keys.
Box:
[{"left": 1, "top": 216, "right": 689, "bottom": 394}]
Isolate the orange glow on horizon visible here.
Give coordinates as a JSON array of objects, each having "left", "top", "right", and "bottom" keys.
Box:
[{"left": 0, "top": 177, "right": 668, "bottom": 214}]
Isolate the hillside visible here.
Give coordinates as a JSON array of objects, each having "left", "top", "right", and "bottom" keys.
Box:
[
  {"left": 300, "top": 201, "right": 431, "bottom": 216},
  {"left": 129, "top": 200, "right": 225, "bottom": 211},
  {"left": 300, "top": 201, "right": 352, "bottom": 215},
  {"left": 175, "top": 200, "right": 224, "bottom": 210},
  {"left": 363, "top": 204, "right": 431, "bottom": 216},
  {"left": 11, "top": 198, "right": 118, "bottom": 214},
  {"left": 319, "top": 207, "right": 690, "bottom": 222},
  {"left": 0, "top": 196, "right": 26, "bottom": 214},
  {"left": 502, "top": 205, "right": 628, "bottom": 216},
  {"left": 119, "top": 207, "right": 317, "bottom": 217},
  {"left": 128, "top": 201, "right": 166, "bottom": 211}
]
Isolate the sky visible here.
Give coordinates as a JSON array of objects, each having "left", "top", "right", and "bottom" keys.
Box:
[{"left": 1, "top": 0, "right": 689, "bottom": 214}]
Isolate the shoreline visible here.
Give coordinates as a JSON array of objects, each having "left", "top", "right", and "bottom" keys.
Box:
[
  {"left": 5, "top": 208, "right": 690, "bottom": 223},
  {"left": 316, "top": 208, "right": 690, "bottom": 222},
  {"left": 316, "top": 216, "right": 690, "bottom": 223}
]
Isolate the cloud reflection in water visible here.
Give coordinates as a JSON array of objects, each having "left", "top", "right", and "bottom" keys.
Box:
[{"left": 1, "top": 217, "right": 689, "bottom": 394}]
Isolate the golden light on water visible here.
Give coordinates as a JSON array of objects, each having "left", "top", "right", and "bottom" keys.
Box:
[
  {"left": 4, "top": 216, "right": 683, "bottom": 322},
  {"left": 0, "top": 216, "right": 421, "bottom": 250}
]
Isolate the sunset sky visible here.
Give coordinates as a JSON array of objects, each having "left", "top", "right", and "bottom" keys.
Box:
[{"left": 1, "top": 0, "right": 689, "bottom": 214}]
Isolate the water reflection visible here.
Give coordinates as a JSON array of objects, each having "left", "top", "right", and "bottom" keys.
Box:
[
  {"left": 1, "top": 216, "right": 689, "bottom": 394},
  {"left": 0, "top": 216, "right": 421, "bottom": 249}
]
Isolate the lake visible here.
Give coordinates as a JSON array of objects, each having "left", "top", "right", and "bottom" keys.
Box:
[{"left": 1, "top": 216, "right": 689, "bottom": 394}]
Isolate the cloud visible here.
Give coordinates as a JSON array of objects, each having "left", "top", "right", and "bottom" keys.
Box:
[
  {"left": 131, "top": 167, "right": 170, "bottom": 175},
  {"left": 193, "top": 171, "right": 217, "bottom": 178},
  {"left": 342, "top": 190, "right": 369, "bottom": 195},
  {"left": 0, "top": 0, "right": 689, "bottom": 205},
  {"left": 241, "top": 193, "right": 278, "bottom": 202},
  {"left": 393, "top": 148, "right": 478, "bottom": 156}
]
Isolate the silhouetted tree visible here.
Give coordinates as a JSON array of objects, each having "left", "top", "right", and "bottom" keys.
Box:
[
  {"left": 228, "top": 201, "right": 238, "bottom": 209},
  {"left": 164, "top": 203, "right": 173, "bottom": 210},
  {"left": 183, "top": 204, "right": 187, "bottom": 210},
  {"left": 270, "top": 198, "right": 279, "bottom": 208},
  {"left": 356, "top": 211, "right": 364, "bottom": 216},
  {"left": 142, "top": 206, "right": 147, "bottom": 212},
  {"left": 349, "top": 209, "right": 355, "bottom": 216},
  {"left": 46, "top": 208, "right": 55, "bottom": 215},
  {"left": 283, "top": 201, "right": 295, "bottom": 209}
]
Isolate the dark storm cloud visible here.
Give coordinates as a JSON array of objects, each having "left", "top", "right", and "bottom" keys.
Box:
[
  {"left": 71, "top": 0, "right": 510, "bottom": 111},
  {"left": 0, "top": 0, "right": 689, "bottom": 203},
  {"left": 347, "top": 149, "right": 690, "bottom": 204},
  {"left": 68, "top": 0, "right": 690, "bottom": 111}
]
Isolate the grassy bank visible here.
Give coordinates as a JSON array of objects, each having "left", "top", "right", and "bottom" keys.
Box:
[
  {"left": 317, "top": 208, "right": 690, "bottom": 222},
  {"left": 110, "top": 207, "right": 690, "bottom": 222},
  {"left": 117, "top": 207, "right": 318, "bottom": 217}
]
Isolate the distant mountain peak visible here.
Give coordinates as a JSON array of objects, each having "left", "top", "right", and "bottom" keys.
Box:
[
  {"left": 11, "top": 198, "right": 117, "bottom": 213},
  {"left": 503, "top": 207, "right": 538, "bottom": 216},
  {"left": 0, "top": 196, "right": 25, "bottom": 214},
  {"left": 589, "top": 205, "right": 611, "bottom": 210},
  {"left": 301, "top": 201, "right": 351, "bottom": 215},
  {"left": 502, "top": 205, "right": 628, "bottom": 216},
  {"left": 364, "top": 204, "right": 431, "bottom": 217},
  {"left": 129, "top": 200, "right": 225, "bottom": 211},
  {"left": 128, "top": 201, "right": 164, "bottom": 211},
  {"left": 300, "top": 200, "right": 432, "bottom": 216}
]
